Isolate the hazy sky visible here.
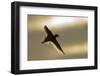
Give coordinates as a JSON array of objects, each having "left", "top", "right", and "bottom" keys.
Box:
[{"left": 28, "top": 15, "right": 88, "bottom": 61}]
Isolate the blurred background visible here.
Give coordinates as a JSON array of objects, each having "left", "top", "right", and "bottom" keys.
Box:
[{"left": 28, "top": 15, "right": 88, "bottom": 60}]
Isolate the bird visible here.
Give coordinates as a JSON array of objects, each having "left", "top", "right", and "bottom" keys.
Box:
[{"left": 41, "top": 25, "right": 65, "bottom": 54}]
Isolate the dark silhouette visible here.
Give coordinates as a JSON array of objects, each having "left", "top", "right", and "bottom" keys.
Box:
[{"left": 42, "top": 25, "right": 65, "bottom": 54}]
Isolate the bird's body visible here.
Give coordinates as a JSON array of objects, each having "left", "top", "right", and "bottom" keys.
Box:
[{"left": 42, "top": 25, "right": 65, "bottom": 54}]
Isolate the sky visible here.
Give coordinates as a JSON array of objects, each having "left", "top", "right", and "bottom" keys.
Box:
[{"left": 28, "top": 15, "right": 88, "bottom": 61}]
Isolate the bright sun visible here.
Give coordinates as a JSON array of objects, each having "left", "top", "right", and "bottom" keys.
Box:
[{"left": 47, "top": 17, "right": 76, "bottom": 25}]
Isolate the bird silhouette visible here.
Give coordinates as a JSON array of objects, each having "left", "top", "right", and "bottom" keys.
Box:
[{"left": 41, "top": 25, "right": 65, "bottom": 54}]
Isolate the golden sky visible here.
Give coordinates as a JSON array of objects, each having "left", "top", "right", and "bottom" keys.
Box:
[{"left": 28, "top": 15, "right": 88, "bottom": 61}]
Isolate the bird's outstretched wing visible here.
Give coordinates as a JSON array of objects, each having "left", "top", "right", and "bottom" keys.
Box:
[
  {"left": 44, "top": 25, "right": 53, "bottom": 35},
  {"left": 52, "top": 39, "right": 65, "bottom": 54},
  {"left": 43, "top": 25, "right": 64, "bottom": 54}
]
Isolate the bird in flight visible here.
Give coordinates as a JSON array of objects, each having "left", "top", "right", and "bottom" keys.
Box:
[{"left": 41, "top": 25, "right": 65, "bottom": 54}]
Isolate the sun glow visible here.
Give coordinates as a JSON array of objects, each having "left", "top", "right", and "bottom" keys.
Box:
[
  {"left": 28, "top": 15, "right": 88, "bottom": 31},
  {"left": 47, "top": 17, "right": 76, "bottom": 25}
]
